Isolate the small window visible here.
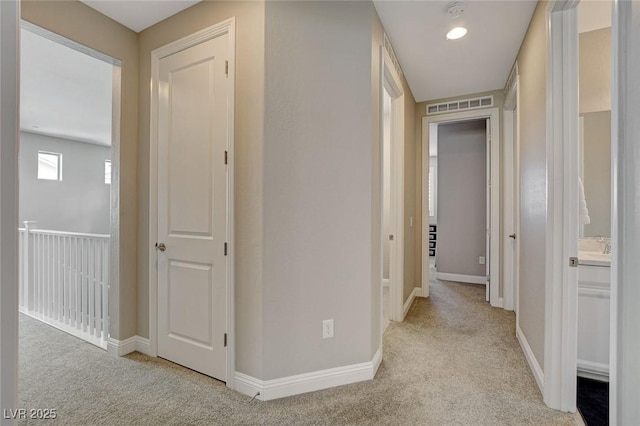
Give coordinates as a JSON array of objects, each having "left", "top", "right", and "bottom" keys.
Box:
[
  {"left": 37, "top": 151, "right": 62, "bottom": 181},
  {"left": 104, "top": 160, "right": 112, "bottom": 185}
]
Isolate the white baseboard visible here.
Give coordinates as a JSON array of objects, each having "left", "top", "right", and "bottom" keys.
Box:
[
  {"left": 436, "top": 273, "right": 486, "bottom": 285},
  {"left": 577, "top": 359, "right": 609, "bottom": 382},
  {"left": 516, "top": 325, "right": 544, "bottom": 393},
  {"left": 134, "top": 336, "right": 152, "bottom": 356},
  {"left": 403, "top": 287, "right": 421, "bottom": 318},
  {"left": 234, "top": 347, "right": 383, "bottom": 401},
  {"left": 107, "top": 335, "right": 152, "bottom": 357}
]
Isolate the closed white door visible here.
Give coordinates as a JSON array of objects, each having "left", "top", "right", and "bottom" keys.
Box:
[{"left": 157, "top": 34, "right": 229, "bottom": 381}]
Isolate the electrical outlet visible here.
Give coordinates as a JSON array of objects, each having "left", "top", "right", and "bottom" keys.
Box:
[
  {"left": 479, "top": 256, "right": 486, "bottom": 265},
  {"left": 322, "top": 319, "right": 334, "bottom": 339}
]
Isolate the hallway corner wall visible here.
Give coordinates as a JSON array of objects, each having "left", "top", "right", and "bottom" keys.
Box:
[{"left": 511, "top": 0, "right": 548, "bottom": 373}]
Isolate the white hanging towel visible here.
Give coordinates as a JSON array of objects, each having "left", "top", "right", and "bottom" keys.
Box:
[{"left": 579, "top": 177, "right": 591, "bottom": 225}]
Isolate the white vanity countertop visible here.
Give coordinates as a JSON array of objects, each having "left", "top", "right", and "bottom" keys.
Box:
[{"left": 579, "top": 251, "right": 611, "bottom": 267}]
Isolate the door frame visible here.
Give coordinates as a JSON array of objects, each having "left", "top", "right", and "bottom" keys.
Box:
[
  {"left": 20, "top": 20, "right": 123, "bottom": 350},
  {"left": 379, "top": 46, "right": 405, "bottom": 326},
  {"left": 148, "top": 18, "right": 236, "bottom": 388},
  {"left": 503, "top": 67, "right": 520, "bottom": 313},
  {"left": 543, "top": 0, "right": 579, "bottom": 413},
  {"left": 421, "top": 108, "right": 501, "bottom": 307}
]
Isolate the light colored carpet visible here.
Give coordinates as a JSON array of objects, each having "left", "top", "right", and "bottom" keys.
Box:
[{"left": 19, "top": 278, "right": 580, "bottom": 425}]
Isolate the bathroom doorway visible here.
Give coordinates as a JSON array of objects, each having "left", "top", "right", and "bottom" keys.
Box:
[{"left": 575, "top": 1, "right": 612, "bottom": 423}]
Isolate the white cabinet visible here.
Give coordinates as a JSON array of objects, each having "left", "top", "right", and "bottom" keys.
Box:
[{"left": 577, "top": 263, "right": 610, "bottom": 381}]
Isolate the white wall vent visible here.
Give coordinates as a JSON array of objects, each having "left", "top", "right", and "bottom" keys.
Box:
[
  {"left": 383, "top": 33, "right": 403, "bottom": 77},
  {"left": 426, "top": 95, "right": 494, "bottom": 115}
]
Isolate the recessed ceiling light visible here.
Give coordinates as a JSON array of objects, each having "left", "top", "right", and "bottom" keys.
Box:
[{"left": 446, "top": 27, "right": 468, "bottom": 40}]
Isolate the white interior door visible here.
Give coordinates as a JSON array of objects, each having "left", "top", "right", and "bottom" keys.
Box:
[{"left": 156, "top": 34, "right": 229, "bottom": 381}]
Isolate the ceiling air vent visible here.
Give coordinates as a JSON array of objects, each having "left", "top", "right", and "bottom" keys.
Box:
[{"left": 426, "top": 95, "right": 494, "bottom": 115}]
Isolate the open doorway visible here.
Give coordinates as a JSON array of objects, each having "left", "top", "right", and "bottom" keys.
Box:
[
  {"left": 421, "top": 108, "right": 500, "bottom": 307},
  {"left": 379, "top": 43, "right": 405, "bottom": 335},
  {"left": 574, "top": 1, "right": 612, "bottom": 423},
  {"left": 18, "top": 22, "right": 120, "bottom": 349}
]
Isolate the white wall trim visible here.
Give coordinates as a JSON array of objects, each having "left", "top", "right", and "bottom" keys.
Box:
[
  {"left": 107, "top": 335, "right": 152, "bottom": 357},
  {"left": 403, "top": 287, "right": 421, "bottom": 318},
  {"left": 577, "top": 360, "right": 609, "bottom": 382},
  {"left": 544, "top": 0, "right": 579, "bottom": 413},
  {"left": 148, "top": 18, "right": 236, "bottom": 389},
  {"left": 0, "top": 0, "right": 20, "bottom": 413},
  {"left": 107, "top": 336, "right": 137, "bottom": 357},
  {"left": 517, "top": 325, "right": 544, "bottom": 394},
  {"left": 611, "top": 1, "right": 640, "bottom": 422},
  {"left": 421, "top": 108, "right": 500, "bottom": 307},
  {"left": 234, "top": 348, "right": 383, "bottom": 402},
  {"left": 436, "top": 273, "right": 486, "bottom": 285}
]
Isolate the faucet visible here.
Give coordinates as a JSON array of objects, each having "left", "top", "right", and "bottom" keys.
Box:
[{"left": 603, "top": 243, "right": 612, "bottom": 254}]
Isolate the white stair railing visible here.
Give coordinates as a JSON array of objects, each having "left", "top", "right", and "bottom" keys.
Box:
[{"left": 18, "top": 221, "right": 110, "bottom": 349}]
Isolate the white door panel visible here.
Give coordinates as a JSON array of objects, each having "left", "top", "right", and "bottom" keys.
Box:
[{"left": 157, "top": 35, "right": 228, "bottom": 381}]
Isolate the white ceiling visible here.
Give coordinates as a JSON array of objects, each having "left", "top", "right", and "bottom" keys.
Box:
[
  {"left": 80, "top": 0, "right": 201, "bottom": 33},
  {"left": 68, "top": 0, "right": 610, "bottom": 121},
  {"left": 21, "top": 28, "right": 113, "bottom": 146},
  {"left": 373, "top": 0, "right": 537, "bottom": 102}
]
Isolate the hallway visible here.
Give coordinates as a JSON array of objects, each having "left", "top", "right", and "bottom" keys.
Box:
[{"left": 19, "top": 282, "right": 580, "bottom": 425}]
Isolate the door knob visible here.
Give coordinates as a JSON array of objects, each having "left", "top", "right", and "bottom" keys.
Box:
[
  {"left": 155, "top": 242, "right": 166, "bottom": 252},
  {"left": 389, "top": 234, "right": 394, "bottom": 241},
  {"left": 509, "top": 234, "right": 516, "bottom": 240}
]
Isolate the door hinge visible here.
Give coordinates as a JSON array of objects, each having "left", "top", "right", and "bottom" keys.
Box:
[
  {"left": 224, "top": 333, "right": 227, "bottom": 347},
  {"left": 569, "top": 257, "right": 579, "bottom": 267},
  {"left": 225, "top": 60, "right": 229, "bottom": 77},
  {"left": 487, "top": 275, "right": 490, "bottom": 282},
  {"left": 224, "top": 150, "right": 228, "bottom": 165},
  {"left": 224, "top": 242, "right": 228, "bottom": 256}
]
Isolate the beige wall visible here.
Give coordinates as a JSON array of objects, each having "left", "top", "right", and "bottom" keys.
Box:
[
  {"left": 137, "top": 1, "right": 266, "bottom": 378},
  {"left": 262, "top": 0, "right": 387, "bottom": 379},
  {"left": 402, "top": 76, "right": 417, "bottom": 303},
  {"left": 370, "top": 5, "right": 418, "bottom": 331},
  {"left": 21, "top": 0, "right": 139, "bottom": 341},
  {"left": 581, "top": 111, "right": 611, "bottom": 237},
  {"left": 370, "top": 7, "right": 384, "bottom": 356},
  {"left": 436, "top": 120, "right": 487, "bottom": 277},
  {"left": 513, "top": 1, "right": 548, "bottom": 368},
  {"left": 579, "top": 28, "right": 611, "bottom": 114}
]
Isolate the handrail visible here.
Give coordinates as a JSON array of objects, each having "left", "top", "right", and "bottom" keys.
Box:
[{"left": 28, "top": 229, "right": 110, "bottom": 240}]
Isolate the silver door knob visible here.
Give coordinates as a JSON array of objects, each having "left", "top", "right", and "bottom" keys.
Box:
[{"left": 155, "top": 242, "right": 166, "bottom": 252}]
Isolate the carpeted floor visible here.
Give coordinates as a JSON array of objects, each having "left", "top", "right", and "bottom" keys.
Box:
[{"left": 19, "top": 277, "right": 581, "bottom": 425}]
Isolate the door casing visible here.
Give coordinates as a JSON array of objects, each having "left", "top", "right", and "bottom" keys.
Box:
[
  {"left": 421, "top": 108, "right": 501, "bottom": 307},
  {"left": 148, "top": 18, "right": 236, "bottom": 389}
]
